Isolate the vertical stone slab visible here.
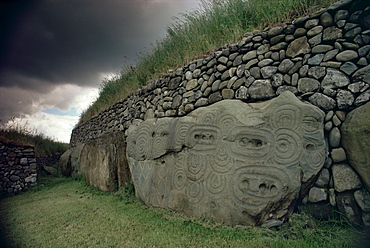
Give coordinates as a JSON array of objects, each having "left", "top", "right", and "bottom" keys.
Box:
[{"left": 127, "top": 91, "right": 326, "bottom": 226}]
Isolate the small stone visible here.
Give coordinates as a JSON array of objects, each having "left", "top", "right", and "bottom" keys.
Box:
[
  {"left": 325, "top": 110, "right": 334, "bottom": 121},
  {"left": 312, "top": 45, "right": 333, "bottom": 54},
  {"left": 335, "top": 111, "right": 346, "bottom": 121},
  {"left": 308, "top": 66, "right": 326, "bottom": 79},
  {"left": 235, "top": 86, "right": 249, "bottom": 100},
  {"left": 278, "top": 59, "right": 294, "bottom": 73},
  {"left": 334, "top": 10, "right": 349, "bottom": 22},
  {"left": 307, "top": 54, "right": 324, "bottom": 65},
  {"left": 340, "top": 62, "right": 358, "bottom": 75},
  {"left": 336, "top": 192, "right": 363, "bottom": 227},
  {"left": 322, "top": 68, "right": 350, "bottom": 88},
  {"left": 186, "top": 79, "right": 198, "bottom": 90},
  {"left": 336, "top": 90, "right": 354, "bottom": 109},
  {"left": 309, "top": 93, "right": 336, "bottom": 110},
  {"left": 194, "top": 98, "right": 208, "bottom": 108},
  {"left": 329, "top": 127, "right": 341, "bottom": 147},
  {"left": 325, "top": 121, "right": 333, "bottom": 131},
  {"left": 323, "top": 49, "right": 339, "bottom": 61},
  {"left": 307, "top": 26, "right": 324, "bottom": 37},
  {"left": 184, "top": 104, "right": 194, "bottom": 112},
  {"left": 271, "top": 73, "right": 284, "bottom": 87},
  {"left": 332, "top": 163, "right": 362, "bottom": 192},
  {"left": 315, "top": 168, "right": 331, "bottom": 187},
  {"left": 308, "top": 187, "right": 328, "bottom": 203},
  {"left": 217, "top": 64, "right": 228, "bottom": 72},
  {"left": 10, "top": 175, "right": 20, "bottom": 182},
  {"left": 257, "top": 44, "right": 270, "bottom": 55},
  {"left": 320, "top": 12, "right": 333, "bottom": 27},
  {"left": 294, "top": 28, "right": 307, "bottom": 37},
  {"left": 221, "top": 89, "right": 234, "bottom": 99},
  {"left": 242, "top": 50, "right": 257, "bottom": 61},
  {"left": 332, "top": 114, "right": 341, "bottom": 127},
  {"left": 208, "top": 92, "right": 222, "bottom": 104},
  {"left": 336, "top": 50, "right": 358, "bottom": 61},
  {"left": 299, "top": 65, "right": 309, "bottom": 77},
  {"left": 309, "top": 33, "right": 323, "bottom": 47},
  {"left": 270, "top": 34, "right": 285, "bottom": 45},
  {"left": 323, "top": 26, "right": 343, "bottom": 41},
  {"left": 261, "top": 219, "right": 283, "bottom": 229},
  {"left": 331, "top": 148, "right": 347, "bottom": 162},
  {"left": 20, "top": 158, "right": 28, "bottom": 165},
  {"left": 261, "top": 66, "right": 277, "bottom": 79},
  {"left": 286, "top": 36, "right": 311, "bottom": 58},
  {"left": 248, "top": 80, "right": 275, "bottom": 100},
  {"left": 305, "top": 19, "right": 319, "bottom": 29},
  {"left": 258, "top": 59, "right": 273, "bottom": 67},
  {"left": 298, "top": 78, "right": 320, "bottom": 93}
]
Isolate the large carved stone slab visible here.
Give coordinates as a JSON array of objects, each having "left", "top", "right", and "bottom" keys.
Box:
[{"left": 126, "top": 92, "right": 326, "bottom": 226}]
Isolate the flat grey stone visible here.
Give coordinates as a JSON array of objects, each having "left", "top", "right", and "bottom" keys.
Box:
[
  {"left": 322, "top": 68, "right": 350, "bottom": 88},
  {"left": 336, "top": 90, "right": 354, "bottom": 109},
  {"left": 336, "top": 50, "right": 358, "bottom": 61},
  {"left": 309, "top": 93, "right": 336, "bottom": 110},
  {"left": 248, "top": 80, "right": 275, "bottom": 100},
  {"left": 329, "top": 127, "right": 341, "bottom": 147},
  {"left": 308, "top": 187, "right": 328, "bottom": 202},
  {"left": 340, "top": 62, "right": 358, "bottom": 75},
  {"left": 298, "top": 78, "right": 320, "bottom": 93},
  {"left": 332, "top": 163, "right": 362, "bottom": 192},
  {"left": 286, "top": 36, "right": 311, "bottom": 58}
]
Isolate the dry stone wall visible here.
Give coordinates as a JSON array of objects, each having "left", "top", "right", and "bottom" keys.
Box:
[
  {"left": 68, "top": 0, "right": 370, "bottom": 227},
  {"left": 0, "top": 137, "right": 37, "bottom": 194}
]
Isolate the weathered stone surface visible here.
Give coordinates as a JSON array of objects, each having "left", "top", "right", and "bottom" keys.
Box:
[
  {"left": 286, "top": 37, "right": 311, "bottom": 58},
  {"left": 342, "top": 102, "right": 370, "bottom": 190},
  {"left": 309, "top": 93, "right": 336, "bottom": 110},
  {"left": 298, "top": 78, "right": 320, "bottom": 93},
  {"left": 308, "top": 187, "right": 327, "bottom": 202},
  {"left": 248, "top": 80, "right": 275, "bottom": 100},
  {"left": 80, "top": 133, "right": 130, "bottom": 192},
  {"left": 126, "top": 92, "right": 326, "bottom": 226},
  {"left": 321, "top": 68, "right": 350, "bottom": 88},
  {"left": 59, "top": 144, "right": 84, "bottom": 177},
  {"left": 329, "top": 127, "right": 341, "bottom": 147},
  {"left": 332, "top": 163, "right": 362, "bottom": 192}
]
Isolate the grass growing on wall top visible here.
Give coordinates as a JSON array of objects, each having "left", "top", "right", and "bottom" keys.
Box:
[
  {"left": 0, "top": 175, "right": 368, "bottom": 248},
  {"left": 78, "top": 0, "right": 338, "bottom": 125},
  {"left": 0, "top": 118, "right": 69, "bottom": 156}
]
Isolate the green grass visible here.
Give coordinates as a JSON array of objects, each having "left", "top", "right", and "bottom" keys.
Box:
[
  {"left": 0, "top": 119, "right": 69, "bottom": 157},
  {"left": 0, "top": 176, "right": 368, "bottom": 248},
  {"left": 78, "top": 0, "right": 337, "bottom": 125}
]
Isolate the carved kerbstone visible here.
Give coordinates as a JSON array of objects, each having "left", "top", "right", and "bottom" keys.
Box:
[{"left": 127, "top": 92, "right": 326, "bottom": 226}]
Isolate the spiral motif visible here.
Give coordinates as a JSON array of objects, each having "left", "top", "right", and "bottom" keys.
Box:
[
  {"left": 218, "top": 114, "right": 237, "bottom": 134},
  {"left": 185, "top": 153, "right": 207, "bottom": 181},
  {"left": 201, "top": 111, "right": 217, "bottom": 124},
  {"left": 186, "top": 181, "right": 204, "bottom": 204},
  {"left": 174, "top": 120, "right": 190, "bottom": 148},
  {"left": 206, "top": 172, "right": 226, "bottom": 194},
  {"left": 173, "top": 169, "right": 187, "bottom": 190},
  {"left": 270, "top": 104, "right": 301, "bottom": 130},
  {"left": 211, "top": 148, "right": 234, "bottom": 173},
  {"left": 273, "top": 129, "right": 301, "bottom": 166},
  {"left": 135, "top": 122, "right": 153, "bottom": 160},
  {"left": 126, "top": 130, "right": 137, "bottom": 159}
]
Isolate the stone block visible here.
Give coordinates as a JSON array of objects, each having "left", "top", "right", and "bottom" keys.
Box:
[{"left": 126, "top": 92, "right": 326, "bottom": 226}]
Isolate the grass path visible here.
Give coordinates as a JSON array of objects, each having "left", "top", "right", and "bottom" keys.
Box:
[{"left": 0, "top": 176, "right": 367, "bottom": 248}]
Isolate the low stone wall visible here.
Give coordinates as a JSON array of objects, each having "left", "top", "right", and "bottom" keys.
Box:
[
  {"left": 65, "top": 0, "right": 370, "bottom": 227},
  {"left": 0, "top": 137, "right": 37, "bottom": 194}
]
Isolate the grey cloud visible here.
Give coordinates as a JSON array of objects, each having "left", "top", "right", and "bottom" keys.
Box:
[{"left": 0, "top": 0, "right": 199, "bottom": 122}]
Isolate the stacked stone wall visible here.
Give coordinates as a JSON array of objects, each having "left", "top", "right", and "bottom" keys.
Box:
[
  {"left": 68, "top": 0, "right": 370, "bottom": 226},
  {"left": 0, "top": 137, "right": 37, "bottom": 194}
]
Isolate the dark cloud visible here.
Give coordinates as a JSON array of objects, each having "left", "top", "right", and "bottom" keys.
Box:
[{"left": 0, "top": 0, "right": 199, "bottom": 122}]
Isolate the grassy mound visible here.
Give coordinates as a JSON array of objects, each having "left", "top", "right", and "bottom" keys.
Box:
[{"left": 78, "top": 0, "right": 337, "bottom": 125}]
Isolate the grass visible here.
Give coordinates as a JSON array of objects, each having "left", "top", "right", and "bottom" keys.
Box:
[
  {"left": 0, "top": 118, "right": 69, "bottom": 157},
  {"left": 0, "top": 175, "right": 368, "bottom": 248},
  {"left": 78, "top": 0, "right": 338, "bottom": 125}
]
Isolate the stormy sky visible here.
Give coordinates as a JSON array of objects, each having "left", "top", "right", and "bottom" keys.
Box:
[{"left": 0, "top": 0, "right": 200, "bottom": 143}]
